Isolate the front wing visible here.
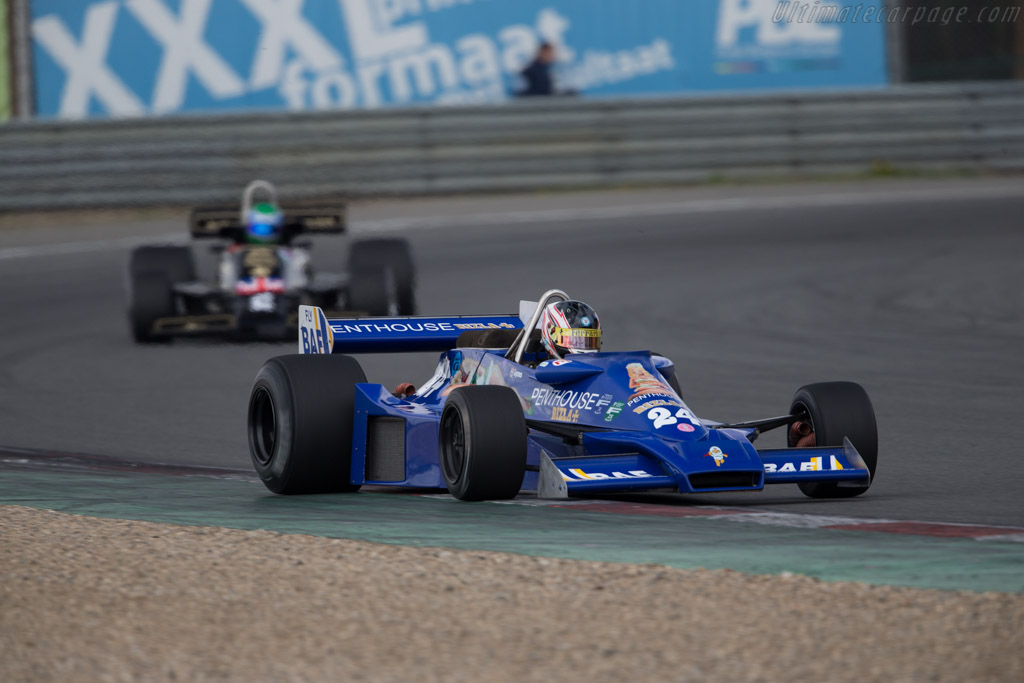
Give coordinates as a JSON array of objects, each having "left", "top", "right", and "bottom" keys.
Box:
[{"left": 536, "top": 438, "right": 870, "bottom": 499}]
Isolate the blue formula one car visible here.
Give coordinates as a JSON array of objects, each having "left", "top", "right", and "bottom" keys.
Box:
[{"left": 247, "top": 289, "right": 878, "bottom": 501}]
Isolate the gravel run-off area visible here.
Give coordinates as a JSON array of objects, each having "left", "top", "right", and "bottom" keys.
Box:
[{"left": 1, "top": 505, "right": 1022, "bottom": 682}]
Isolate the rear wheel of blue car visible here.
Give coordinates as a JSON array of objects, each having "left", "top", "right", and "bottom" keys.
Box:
[
  {"left": 248, "top": 354, "right": 366, "bottom": 494},
  {"left": 440, "top": 386, "right": 527, "bottom": 501},
  {"left": 789, "top": 382, "right": 878, "bottom": 499}
]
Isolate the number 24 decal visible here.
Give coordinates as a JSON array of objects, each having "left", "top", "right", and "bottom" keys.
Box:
[{"left": 648, "top": 407, "right": 696, "bottom": 429}]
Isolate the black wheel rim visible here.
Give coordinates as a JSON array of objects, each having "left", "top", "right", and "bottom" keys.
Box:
[
  {"left": 249, "top": 387, "right": 277, "bottom": 466},
  {"left": 439, "top": 409, "right": 466, "bottom": 486}
]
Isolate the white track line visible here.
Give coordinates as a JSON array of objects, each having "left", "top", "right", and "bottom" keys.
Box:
[
  {"left": 0, "top": 232, "right": 185, "bottom": 261},
  {"left": 1, "top": 182, "right": 1020, "bottom": 262},
  {"left": 353, "top": 183, "right": 1024, "bottom": 234}
]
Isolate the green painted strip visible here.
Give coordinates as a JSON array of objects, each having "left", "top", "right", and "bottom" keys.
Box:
[
  {"left": 2, "top": 468, "right": 1022, "bottom": 593},
  {"left": 0, "top": 0, "right": 9, "bottom": 122}
]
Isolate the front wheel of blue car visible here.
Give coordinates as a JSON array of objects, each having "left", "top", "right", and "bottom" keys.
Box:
[
  {"left": 440, "top": 386, "right": 527, "bottom": 501},
  {"left": 248, "top": 354, "right": 366, "bottom": 494},
  {"left": 789, "top": 382, "right": 878, "bottom": 499}
]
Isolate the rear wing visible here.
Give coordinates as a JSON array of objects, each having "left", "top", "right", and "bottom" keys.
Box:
[
  {"left": 298, "top": 306, "right": 523, "bottom": 355},
  {"left": 189, "top": 204, "right": 346, "bottom": 240}
]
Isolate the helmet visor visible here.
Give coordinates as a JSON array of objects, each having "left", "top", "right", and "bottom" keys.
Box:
[
  {"left": 249, "top": 221, "right": 278, "bottom": 237},
  {"left": 550, "top": 327, "right": 601, "bottom": 352}
]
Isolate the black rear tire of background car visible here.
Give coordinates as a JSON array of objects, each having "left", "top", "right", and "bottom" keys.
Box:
[
  {"left": 349, "top": 238, "right": 416, "bottom": 315},
  {"left": 789, "top": 381, "right": 878, "bottom": 499},
  {"left": 439, "top": 386, "right": 527, "bottom": 501},
  {"left": 129, "top": 245, "right": 196, "bottom": 283},
  {"left": 128, "top": 245, "right": 196, "bottom": 343},
  {"left": 248, "top": 354, "right": 366, "bottom": 494},
  {"left": 347, "top": 268, "right": 390, "bottom": 316},
  {"left": 129, "top": 270, "right": 175, "bottom": 343}
]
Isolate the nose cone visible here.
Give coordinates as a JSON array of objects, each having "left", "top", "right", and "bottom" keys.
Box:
[{"left": 629, "top": 399, "right": 710, "bottom": 441}]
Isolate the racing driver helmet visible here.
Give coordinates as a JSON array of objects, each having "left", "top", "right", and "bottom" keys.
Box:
[
  {"left": 246, "top": 202, "right": 284, "bottom": 244},
  {"left": 540, "top": 300, "right": 602, "bottom": 359}
]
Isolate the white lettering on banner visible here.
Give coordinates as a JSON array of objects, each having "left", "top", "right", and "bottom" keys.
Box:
[
  {"left": 498, "top": 25, "right": 538, "bottom": 72},
  {"left": 535, "top": 8, "right": 574, "bottom": 61},
  {"left": 32, "top": 0, "right": 679, "bottom": 117},
  {"left": 339, "top": 1, "right": 580, "bottom": 107},
  {"left": 279, "top": 61, "right": 308, "bottom": 109},
  {"left": 339, "top": 0, "right": 429, "bottom": 63},
  {"left": 125, "top": 0, "right": 245, "bottom": 113},
  {"left": 349, "top": 0, "right": 490, "bottom": 26},
  {"left": 457, "top": 34, "right": 501, "bottom": 85},
  {"left": 563, "top": 39, "right": 674, "bottom": 92},
  {"left": 241, "top": 0, "right": 344, "bottom": 88},
  {"left": 717, "top": 0, "right": 839, "bottom": 50},
  {"left": 279, "top": 59, "right": 359, "bottom": 110},
  {"left": 32, "top": 2, "right": 145, "bottom": 118},
  {"left": 312, "top": 69, "right": 358, "bottom": 108},
  {"left": 388, "top": 45, "right": 460, "bottom": 101},
  {"left": 427, "top": 0, "right": 480, "bottom": 10}
]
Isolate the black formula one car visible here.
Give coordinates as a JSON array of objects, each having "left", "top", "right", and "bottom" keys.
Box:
[{"left": 127, "top": 181, "right": 416, "bottom": 343}]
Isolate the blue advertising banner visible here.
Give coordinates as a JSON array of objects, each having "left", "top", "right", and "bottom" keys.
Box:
[{"left": 30, "top": 0, "right": 887, "bottom": 119}]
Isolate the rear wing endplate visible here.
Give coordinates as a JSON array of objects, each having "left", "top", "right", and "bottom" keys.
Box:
[{"left": 298, "top": 306, "right": 523, "bottom": 355}]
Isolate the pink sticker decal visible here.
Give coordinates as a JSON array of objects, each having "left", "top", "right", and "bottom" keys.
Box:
[{"left": 677, "top": 423, "right": 695, "bottom": 433}]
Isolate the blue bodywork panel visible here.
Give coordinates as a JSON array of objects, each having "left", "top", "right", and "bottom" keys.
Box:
[{"left": 300, "top": 307, "right": 871, "bottom": 498}]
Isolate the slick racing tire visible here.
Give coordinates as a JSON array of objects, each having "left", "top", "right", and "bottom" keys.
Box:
[
  {"left": 347, "top": 268, "right": 390, "bottom": 316},
  {"left": 129, "top": 270, "right": 175, "bottom": 344},
  {"left": 349, "top": 238, "right": 416, "bottom": 315},
  {"left": 248, "top": 354, "right": 366, "bottom": 495},
  {"left": 439, "top": 386, "right": 527, "bottom": 501},
  {"left": 789, "top": 382, "right": 878, "bottom": 499},
  {"left": 129, "top": 245, "right": 196, "bottom": 283}
]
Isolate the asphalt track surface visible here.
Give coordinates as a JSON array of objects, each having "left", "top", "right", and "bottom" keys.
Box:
[{"left": 1, "top": 178, "right": 1022, "bottom": 527}]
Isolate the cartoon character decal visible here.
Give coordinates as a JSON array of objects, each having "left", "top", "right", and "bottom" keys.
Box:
[{"left": 704, "top": 446, "right": 728, "bottom": 467}]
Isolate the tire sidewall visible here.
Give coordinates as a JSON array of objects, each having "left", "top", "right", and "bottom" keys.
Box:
[
  {"left": 440, "top": 393, "right": 473, "bottom": 499},
  {"left": 249, "top": 360, "right": 299, "bottom": 493}
]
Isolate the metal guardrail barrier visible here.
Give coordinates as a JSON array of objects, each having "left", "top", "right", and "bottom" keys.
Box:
[{"left": 1, "top": 82, "right": 1022, "bottom": 212}]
